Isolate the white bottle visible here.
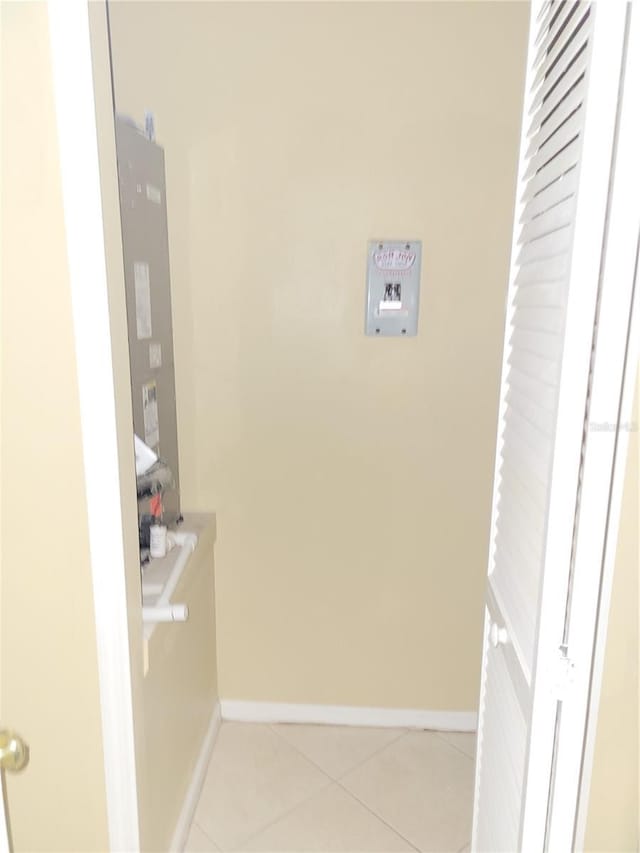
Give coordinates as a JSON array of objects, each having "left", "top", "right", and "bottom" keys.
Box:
[{"left": 149, "top": 522, "right": 167, "bottom": 559}]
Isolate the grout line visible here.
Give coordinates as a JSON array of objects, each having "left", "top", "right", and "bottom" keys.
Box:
[
  {"left": 198, "top": 721, "right": 468, "bottom": 852},
  {"left": 230, "top": 778, "right": 334, "bottom": 852},
  {"left": 192, "top": 818, "right": 221, "bottom": 850},
  {"left": 219, "top": 724, "right": 335, "bottom": 850},
  {"left": 267, "top": 721, "right": 351, "bottom": 781},
  {"left": 334, "top": 729, "right": 411, "bottom": 781},
  {"left": 434, "top": 731, "right": 477, "bottom": 763},
  {"left": 264, "top": 725, "right": 423, "bottom": 849},
  {"left": 334, "top": 778, "right": 421, "bottom": 853},
  {"left": 269, "top": 722, "right": 410, "bottom": 783}
]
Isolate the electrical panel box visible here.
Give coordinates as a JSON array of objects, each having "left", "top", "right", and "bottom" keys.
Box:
[{"left": 365, "top": 240, "right": 422, "bottom": 337}]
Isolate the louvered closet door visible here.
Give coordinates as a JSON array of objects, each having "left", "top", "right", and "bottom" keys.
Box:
[{"left": 472, "top": 3, "right": 628, "bottom": 851}]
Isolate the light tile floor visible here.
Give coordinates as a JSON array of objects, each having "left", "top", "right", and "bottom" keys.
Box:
[{"left": 185, "top": 722, "right": 475, "bottom": 853}]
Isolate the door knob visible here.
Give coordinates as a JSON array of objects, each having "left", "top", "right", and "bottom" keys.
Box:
[
  {"left": 0, "top": 730, "right": 29, "bottom": 772},
  {"left": 489, "top": 621, "right": 509, "bottom": 648}
]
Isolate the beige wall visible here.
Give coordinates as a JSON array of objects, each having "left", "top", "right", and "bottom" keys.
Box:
[
  {"left": 141, "top": 515, "right": 218, "bottom": 851},
  {"left": 585, "top": 374, "right": 639, "bottom": 852},
  {"left": 0, "top": 4, "right": 110, "bottom": 849},
  {"left": 109, "top": 1, "right": 528, "bottom": 709}
]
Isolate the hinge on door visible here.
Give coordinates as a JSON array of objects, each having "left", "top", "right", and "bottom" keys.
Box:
[{"left": 553, "top": 644, "right": 576, "bottom": 699}]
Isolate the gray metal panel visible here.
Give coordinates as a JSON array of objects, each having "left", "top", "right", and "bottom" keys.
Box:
[
  {"left": 115, "top": 116, "right": 181, "bottom": 524},
  {"left": 365, "top": 240, "right": 422, "bottom": 337}
]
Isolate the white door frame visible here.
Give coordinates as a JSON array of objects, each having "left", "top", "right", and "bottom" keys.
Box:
[
  {"left": 46, "top": 1, "right": 637, "bottom": 851},
  {"left": 48, "top": 1, "right": 140, "bottom": 849},
  {"left": 570, "top": 6, "right": 640, "bottom": 844},
  {"left": 535, "top": 3, "right": 640, "bottom": 847}
]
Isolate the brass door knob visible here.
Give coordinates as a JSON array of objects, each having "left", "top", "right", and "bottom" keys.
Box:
[{"left": 0, "top": 730, "right": 29, "bottom": 772}]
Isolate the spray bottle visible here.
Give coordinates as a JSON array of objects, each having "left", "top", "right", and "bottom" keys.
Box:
[{"left": 149, "top": 492, "right": 168, "bottom": 559}]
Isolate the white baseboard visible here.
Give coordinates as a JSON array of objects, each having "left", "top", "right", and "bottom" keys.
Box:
[
  {"left": 170, "top": 701, "right": 222, "bottom": 853},
  {"left": 220, "top": 700, "right": 477, "bottom": 732}
]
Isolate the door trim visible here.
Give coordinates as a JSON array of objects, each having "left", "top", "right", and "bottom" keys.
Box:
[
  {"left": 520, "top": 5, "right": 629, "bottom": 848},
  {"left": 571, "top": 9, "right": 640, "bottom": 843},
  {"left": 48, "top": 2, "right": 140, "bottom": 849}
]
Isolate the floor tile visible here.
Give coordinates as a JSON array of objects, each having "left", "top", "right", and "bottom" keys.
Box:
[
  {"left": 341, "top": 730, "right": 474, "bottom": 853},
  {"left": 437, "top": 731, "right": 476, "bottom": 760},
  {"left": 184, "top": 822, "right": 219, "bottom": 851},
  {"left": 194, "top": 722, "right": 331, "bottom": 850},
  {"left": 272, "top": 723, "right": 406, "bottom": 779},
  {"left": 240, "top": 783, "right": 415, "bottom": 852}
]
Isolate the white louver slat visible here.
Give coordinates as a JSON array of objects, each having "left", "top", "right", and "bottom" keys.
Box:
[
  {"left": 531, "top": 43, "right": 588, "bottom": 119},
  {"left": 472, "top": 1, "right": 629, "bottom": 850},
  {"left": 512, "top": 252, "right": 569, "bottom": 288},
  {"left": 535, "top": 1, "right": 554, "bottom": 34},
  {"left": 521, "top": 135, "right": 581, "bottom": 199},
  {"left": 492, "top": 0, "right": 588, "bottom": 648},
  {"left": 523, "top": 110, "right": 584, "bottom": 178},
  {"left": 506, "top": 383, "right": 556, "bottom": 435},
  {"left": 532, "top": 5, "right": 589, "bottom": 84},
  {"left": 525, "top": 106, "right": 584, "bottom": 163},
  {"left": 507, "top": 363, "right": 557, "bottom": 413},
  {"left": 513, "top": 280, "right": 565, "bottom": 309},
  {"left": 490, "top": 0, "right": 585, "bottom": 678},
  {"left": 519, "top": 166, "right": 578, "bottom": 222},
  {"left": 532, "top": 6, "right": 590, "bottom": 90},
  {"left": 532, "top": 1, "right": 589, "bottom": 69},
  {"left": 527, "top": 82, "right": 585, "bottom": 153},
  {"left": 516, "top": 227, "right": 573, "bottom": 265}
]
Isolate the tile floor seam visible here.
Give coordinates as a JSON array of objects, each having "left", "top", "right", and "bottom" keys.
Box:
[
  {"left": 258, "top": 724, "right": 345, "bottom": 784},
  {"left": 433, "top": 732, "right": 476, "bottom": 763},
  {"left": 193, "top": 817, "right": 220, "bottom": 849},
  {"left": 192, "top": 723, "right": 471, "bottom": 853},
  {"left": 198, "top": 722, "right": 335, "bottom": 851},
  {"left": 265, "top": 727, "right": 472, "bottom": 851},
  {"left": 334, "top": 728, "right": 411, "bottom": 782},
  {"left": 255, "top": 727, "right": 424, "bottom": 851},
  {"left": 332, "top": 778, "right": 421, "bottom": 853},
  {"left": 268, "top": 723, "right": 411, "bottom": 783},
  {"left": 229, "top": 776, "right": 336, "bottom": 852},
  {"left": 266, "top": 722, "right": 343, "bottom": 778},
  {"left": 338, "top": 732, "right": 475, "bottom": 853}
]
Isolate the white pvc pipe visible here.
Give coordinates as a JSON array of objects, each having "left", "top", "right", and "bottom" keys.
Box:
[
  {"left": 142, "top": 604, "right": 189, "bottom": 623},
  {"left": 159, "top": 533, "right": 197, "bottom": 605}
]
